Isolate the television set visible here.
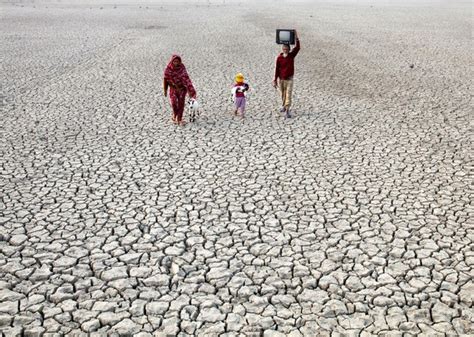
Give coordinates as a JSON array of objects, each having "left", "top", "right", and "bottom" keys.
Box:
[{"left": 276, "top": 29, "right": 296, "bottom": 45}]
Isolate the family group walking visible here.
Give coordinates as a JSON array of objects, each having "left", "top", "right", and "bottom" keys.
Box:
[{"left": 163, "top": 31, "right": 301, "bottom": 125}]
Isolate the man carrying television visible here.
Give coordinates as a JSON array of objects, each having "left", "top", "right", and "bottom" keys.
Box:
[{"left": 273, "top": 30, "right": 300, "bottom": 118}]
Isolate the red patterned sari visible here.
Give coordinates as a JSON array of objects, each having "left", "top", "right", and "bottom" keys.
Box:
[{"left": 163, "top": 55, "right": 196, "bottom": 124}]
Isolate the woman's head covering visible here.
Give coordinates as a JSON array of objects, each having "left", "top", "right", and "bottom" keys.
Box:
[
  {"left": 235, "top": 73, "right": 244, "bottom": 83},
  {"left": 164, "top": 54, "right": 196, "bottom": 98},
  {"left": 164, "top": 54, "right": 185, "bottom": 79},
  {"left": 168, "top": 55, "right": 182, "bottom": 68}
]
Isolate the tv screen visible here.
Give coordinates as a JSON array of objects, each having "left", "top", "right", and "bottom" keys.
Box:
[{"left": 276, "top": 29, "right": 295, "bottom": 45}]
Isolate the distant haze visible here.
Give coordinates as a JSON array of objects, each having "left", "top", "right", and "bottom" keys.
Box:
[{"left": 1, "top": 0, "right": 461, "bottom": 3}]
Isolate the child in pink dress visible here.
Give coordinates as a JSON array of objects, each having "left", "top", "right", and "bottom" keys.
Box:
[{"left": 231, "top": 73, "right": 250, "bottom": 117}]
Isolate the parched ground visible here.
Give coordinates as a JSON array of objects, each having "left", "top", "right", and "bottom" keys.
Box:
[{"left": 0, "top": 0, "right": 472, "bottom": 335}]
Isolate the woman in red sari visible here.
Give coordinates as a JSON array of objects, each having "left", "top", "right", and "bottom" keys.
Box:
[{"left": 163, "top": 55, "right": 197, "bottom": 125}]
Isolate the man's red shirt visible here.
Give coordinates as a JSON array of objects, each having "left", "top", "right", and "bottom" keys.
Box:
[{"left": 274, "top": 39, "right": 300, "bottom": 81}]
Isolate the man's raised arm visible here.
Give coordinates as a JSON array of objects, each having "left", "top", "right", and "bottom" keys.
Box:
[{"left": 291, "top": 31, "right": 300, "bottom": 57}]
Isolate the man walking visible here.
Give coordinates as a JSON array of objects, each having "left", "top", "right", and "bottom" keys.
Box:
[{"left": 273, "top": 30, "right": 300, "bottom": 118}]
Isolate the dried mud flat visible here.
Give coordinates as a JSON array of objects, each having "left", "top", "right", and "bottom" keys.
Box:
[{"left": 0, "top": 0, "right": 473, "bottom": 335}]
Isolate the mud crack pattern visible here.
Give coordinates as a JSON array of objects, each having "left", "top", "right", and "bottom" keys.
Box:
[{"left": 0, "top": 1, "right": 472, "bottom": 336}]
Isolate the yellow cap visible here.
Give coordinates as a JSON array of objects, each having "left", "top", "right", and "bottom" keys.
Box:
[{"left": 235, "top": 73, "right": 244, "bottom": 82}]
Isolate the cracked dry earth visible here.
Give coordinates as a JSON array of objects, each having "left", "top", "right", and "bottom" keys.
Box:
[{"left": 1, "top": 0, "right": 473, "bottom": 336}]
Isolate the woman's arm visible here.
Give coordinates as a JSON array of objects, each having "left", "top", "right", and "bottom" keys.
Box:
[
  {"left": 189, "top": 86, "right": 197, "bottom": 99},
  {"left": 163, "top": 79, "right": 169, "bottom": 97},
  {"left": 186, "top": 79, "right": 197, "bottom": 99}
]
